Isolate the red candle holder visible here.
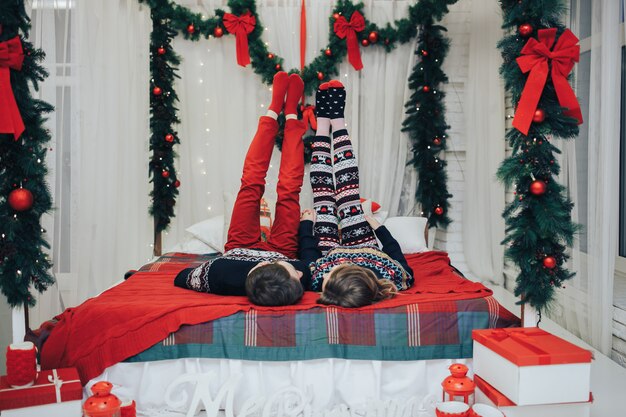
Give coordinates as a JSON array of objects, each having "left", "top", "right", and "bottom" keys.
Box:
[
  {"left": 83, "top": 381, "right": 122, "bottom": 417},
  {"left": 6, "top": 342, "right": 37, "bottom": 387},
  {"left": 442, "top": 363, "right": 475, "bottom": 405}
]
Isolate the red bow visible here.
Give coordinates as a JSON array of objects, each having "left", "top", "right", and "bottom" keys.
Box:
[
  {"left": 302, "top": 105, "right": 317, "bottom": 131},
  {"left": 223, "top": 12, "right": 256, "bottom": 67},
  {"left": 513, "top": 28, "right": 583, "bottom": 135},
  {"left": 0, "top": 37, "right": 25, "bottom": 140},
  {"left": 333, "top": 11, "right": 365, "bottom": 71}
]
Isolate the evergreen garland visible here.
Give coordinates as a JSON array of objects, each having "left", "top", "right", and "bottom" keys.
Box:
[
  {"left": 0, "top": 3, "right": 55, "bottom": 307},
  {"left": 498, "top": 0, "right": 580, "bottom": 310},
  {"left": 138, "top": 0, "right": 457, "bottom": 231},
  {"left": 402, "top": 24, "right": 452, "bottom": 228}
]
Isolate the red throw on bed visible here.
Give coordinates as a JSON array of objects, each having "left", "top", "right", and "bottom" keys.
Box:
[{"left": 40, "top": 251, "right": 493, "bottom": 384}]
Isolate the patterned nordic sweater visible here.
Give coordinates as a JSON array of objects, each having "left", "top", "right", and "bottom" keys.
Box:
[
  {"left": 298, "top": 220, "right": 414, "bottom": 292},
  {"left": 174, "top": 248, "right": 312, "bottom": 295}
]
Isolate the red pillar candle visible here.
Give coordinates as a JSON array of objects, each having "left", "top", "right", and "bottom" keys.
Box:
[{"left": 6, "top": 342, "right": 37, "bottom": 387}]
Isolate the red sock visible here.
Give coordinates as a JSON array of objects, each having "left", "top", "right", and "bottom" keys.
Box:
[
  {"left": 269, "top": 72, "right": 289, "bottom": 114},
  {"left": 285, "top": 74, "right": 304, "bottom": 115}
]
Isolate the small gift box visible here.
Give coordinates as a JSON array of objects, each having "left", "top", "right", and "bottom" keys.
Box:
[
  {"left": 472, "top": 328, "right": 592, "bottom": 405},
  {"left": 0, "top": 368, "right": 82, "bottom": 417},
  {"left": 474, "top": 374, "right": 592, "bottom": 417}
]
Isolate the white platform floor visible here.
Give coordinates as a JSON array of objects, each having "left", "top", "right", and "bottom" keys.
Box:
[{"left": 137, "top": 285, "right": 626, "bottom": 417}]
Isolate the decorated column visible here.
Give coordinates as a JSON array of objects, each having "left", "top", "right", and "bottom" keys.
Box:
[
  {"left": 498, "top": 0, "right": 582, "bottom": 312},
  {"left": 0, "top": 2, "right": 55, "bottom": 307}
]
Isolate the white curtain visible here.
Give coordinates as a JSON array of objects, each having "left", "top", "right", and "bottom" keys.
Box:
[
  {"left": 547, "top": 0, "right": 621, "bottom": 354},
  {"left": 26, "top": 0, "right": 421, "bottom": 314},
  {"left": 462, "top": 0, "right": 505, "bottom": 284},
  {"left": 163, "top": 0, "right": 418, "bottom": 251}
]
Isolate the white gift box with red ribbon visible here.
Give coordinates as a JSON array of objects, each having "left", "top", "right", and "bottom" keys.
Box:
[
  {"left": 474, "top": 374, "right": 592, "bottom": 417},
  {"left": 0, "top": 368, "right": 82, "bottom": 417},
  {"left": 472, "top": 328, "right": 592, "bottom": 406}
]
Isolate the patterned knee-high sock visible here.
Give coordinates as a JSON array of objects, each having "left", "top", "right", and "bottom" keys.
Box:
[
  {"left": 311, "top": 87, "right": 339, "bottom": 252},
  {"left": 324, "top": 81, "right": 377, "bottom": 247}
]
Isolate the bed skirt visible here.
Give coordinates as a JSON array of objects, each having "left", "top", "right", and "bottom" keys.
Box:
[{"left": 87, "top": 357, "right": 472, "bottom": 416}]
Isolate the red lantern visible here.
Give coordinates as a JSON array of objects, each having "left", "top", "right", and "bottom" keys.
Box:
[
  {"left": 213, "top": 27, "right": 224, "bottom": 38},
  {"left": 8, "top": 188, "right": 34, "bottom": 211},
  {"left": 83, "top": 381, "right": 122, "bottom": 417},
  {"left": 442, "top": 363, "right": 475, "bottom": 405},
  {"left": 368, "top": 31, "right": 379, "bottom": 43}
]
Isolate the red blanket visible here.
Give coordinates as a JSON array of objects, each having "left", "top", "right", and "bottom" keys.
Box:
[{"left": 40, "top": 251, "right": 492, "bottom": 384}]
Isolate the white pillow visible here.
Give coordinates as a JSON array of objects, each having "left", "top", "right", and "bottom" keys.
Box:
[
  {"left": 185, "top": 215, "right": 226, "bottom": 253},
  {"left": 382, "top": 216, "right": 429, "bottom": 254},
  {"left": 166, "top": 236, "right": 217, "bottom": 255}
]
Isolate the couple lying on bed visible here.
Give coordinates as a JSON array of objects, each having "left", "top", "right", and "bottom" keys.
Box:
[{"left": 175, "top": 72, "right": 413, "bottom": 308}]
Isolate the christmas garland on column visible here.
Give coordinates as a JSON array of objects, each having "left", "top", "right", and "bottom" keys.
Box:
[
  {"left": 498, "top": 0, "right": 582, "bottom": 311},
  {"left": 0, "top": 4, "right": 55, "bottom": 307},
  {"left": 139, "top": 0, "right": 457, "bottom": 233},
  {"left": 402, "top": 24, "right": 452, "bottom": 228}
]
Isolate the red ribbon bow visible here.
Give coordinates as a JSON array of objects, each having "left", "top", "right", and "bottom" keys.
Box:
[
  {"left": 333, "top": 11, "right": 365, "bottom": 71},
  {"left": 513, "top": 28, "right": 583, "bottom": 135},
  {"left": 489, "top": 328, "right": 552, "bottom": 364},
  {"left": 0, "top": 37, "right": 25, "bottom": 140},
  {"left": 302, "top": 105, "right": 317, "bottom": 131},
  {"left": 223, "top": 12, "right": 256, "bottom": 67}
]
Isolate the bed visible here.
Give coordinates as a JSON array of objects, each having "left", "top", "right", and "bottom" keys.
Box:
[{"left": 36, "top": 250, "right": 518, "bottom": 415}]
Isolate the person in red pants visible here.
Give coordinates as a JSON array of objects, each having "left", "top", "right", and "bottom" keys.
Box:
[{"left": 175, "top": 72, "right": 311, "bottom": 306}]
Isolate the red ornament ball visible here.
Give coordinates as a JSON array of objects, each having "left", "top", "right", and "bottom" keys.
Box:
[
  {"left": 529, "top": 180, "right": 547, "bottom": 196},
  {"left": 422, "top": 85, "right": 431, "bottom": 93},
  {"left": 333, "top": 13, "right": 340, "bottom": 20},
  {"left": 368, "top": 31, "right": 379, "bottom": 43},
  {"left": 421, "top": 49, "right": 429, "bottom": 57},
  {"left": 157, "top": 47, "right": 166, "bottom": 55},
  {"left": 361, "top": 39, "right": 370, "bottom": 47},
  {"left": 174, "top": 180, "right": 181, "bottom": 188},
  {"left": 433, "top": 137, "right": 442, "bottom": 146},
  {"left": 434, "top": 206, "right": 444, "bottom": 216},
  {"left": 152, "top": 87, "right": 162, "bottom": 96},
  {"left": 161, "top": 170, "right": 170, "bottom": 178},
  {"left": 518, "top": 23, "right": 534, "bottom": 37},
  {"left": 214, "top": 27, "right": 224, "bottom": 38},
  {"left": 317, "top": 72, "right": 324, "bottom": 80},
  {"left": 275, "top": 64, "right": 282, "bottom": 71},
  {"left": 543, "top": 256, "right": 557, "bottom": 269},
  {"left": 532, "top": 109, "right": 545, "bottom": 123},
  {"left": 186, "top": 24, "right": 195, "bottom": 34},
  {"left": 267, "top": 53, "right": 275, "bottom": 59},
  {"left": 325, "top": 48, "right": 332, "bottom": 57},
  {"left": 8, "top": 188, "right": 34, "bottom": 212},
  {"left": 165, "top": 134, "right": 174, "bottom": 143}
]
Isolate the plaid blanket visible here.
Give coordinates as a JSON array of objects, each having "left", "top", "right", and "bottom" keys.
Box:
[{"left": 129, "top": 255, "right": 518, "bottom": 362}]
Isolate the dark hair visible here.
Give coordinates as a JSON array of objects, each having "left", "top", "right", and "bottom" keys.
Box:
[
  {"left": 317, "top": 264, "right": 396, "bottom": 308},
  {"left": 246, "top": 263, "right": 304, "bottom": 306}
]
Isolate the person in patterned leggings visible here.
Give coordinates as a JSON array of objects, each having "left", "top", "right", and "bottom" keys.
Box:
[{"left": 298, "top": 81, "right": 414, "bottom": 308}]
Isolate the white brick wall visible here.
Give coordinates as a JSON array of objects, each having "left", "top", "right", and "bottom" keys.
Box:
[{"left": 433, "top": 1, "right": 471, "bottom": 276}]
